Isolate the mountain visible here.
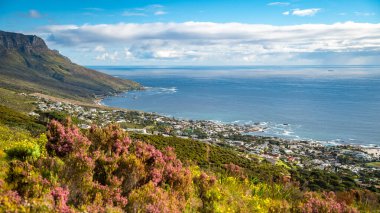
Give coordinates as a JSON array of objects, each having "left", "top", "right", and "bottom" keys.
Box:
[{"left": 0, "top": 30, "right": 140, "bottom": 101}]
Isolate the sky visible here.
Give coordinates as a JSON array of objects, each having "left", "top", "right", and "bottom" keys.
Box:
[{"left": 0, "top": 0, "right": 380, "bottom": 66}]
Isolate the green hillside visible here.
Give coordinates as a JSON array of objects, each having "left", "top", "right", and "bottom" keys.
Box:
[{"left": 0, "top": 30, "right": 140, "bottom": 102}]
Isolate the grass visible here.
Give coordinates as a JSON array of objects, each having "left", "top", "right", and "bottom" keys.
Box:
[
  {"left": 0, "top": 87, "right": 37, "bottom": 112},
  {"left": 366, "top": 162, "right": 380, "bottom": 168},
  {"left": 276, "top": 160, "right": 291, "bottom": 170},
  {"left": 0, "top": 105, "right": 46, "bottom": 135}
]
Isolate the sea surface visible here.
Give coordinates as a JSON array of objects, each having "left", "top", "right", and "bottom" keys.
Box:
[{"left": 91, "top": 66, "right": 380, "bottom": 146}]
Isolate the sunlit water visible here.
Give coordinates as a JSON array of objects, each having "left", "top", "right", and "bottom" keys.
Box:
[{"left": 91, "top": 66, "right": 380, "bottom": 146}]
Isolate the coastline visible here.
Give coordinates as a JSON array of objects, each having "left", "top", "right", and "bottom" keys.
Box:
[
  {"left": 32, "top": 94, "right": 380, "bottom": 188},
  {"left": 94, "top": 98, "right": 104, "bottom": 106},
  {"left": 93, "top": 85, "right": 146, "bottom": 106},
  {"left": 98, "top": 69, "right": 380, "bottom": 147},
  {"left": 31, "top": 89, "right": 380, "bottom": 176},
  {"left": 99, "top": 96, "right": 379, "bottom": 149}
]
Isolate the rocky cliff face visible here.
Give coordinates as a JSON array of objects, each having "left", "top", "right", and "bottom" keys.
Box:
[{"left": 0, "top": 31, "right": 48, "bottom": 53}]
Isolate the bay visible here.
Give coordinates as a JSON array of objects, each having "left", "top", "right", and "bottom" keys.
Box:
[{"left": 92, "top": 66, "right": 380, "bottom": 146}]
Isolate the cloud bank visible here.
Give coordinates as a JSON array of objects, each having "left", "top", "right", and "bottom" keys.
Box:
[
  {"left": 283, "top": 8, "right": 321, "bottom": 16},
  {"left": 122, "top": 4, "right": 167, "bottom": 17},
  {"left": 41, "top": 22, "right": 380, "bottom": 65},
  {"left": 268, "top": 2, "right": 290, "bottom": 6}
]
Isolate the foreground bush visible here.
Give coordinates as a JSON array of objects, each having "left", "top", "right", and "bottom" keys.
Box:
[
  {"left": 300, "top": 192, "right": 358, "bottom": 213},
  {"left": 0, "top": 121, "right": 378, "bottom": 212}
]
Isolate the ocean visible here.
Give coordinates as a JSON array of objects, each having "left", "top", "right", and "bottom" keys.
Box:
[{"left": 91, "top": 66, "right": 380, "bottom": 146}]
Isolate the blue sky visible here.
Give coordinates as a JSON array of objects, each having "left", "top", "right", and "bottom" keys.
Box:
[{"left": 1, "top": 0, "right": 379, "bottom": 65}]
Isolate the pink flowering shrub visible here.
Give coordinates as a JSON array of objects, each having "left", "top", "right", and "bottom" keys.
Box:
[
  {"left": 47, "top": 119, "right": 94, "bottom": 206},
  {"left": 6, "top": 160, "right": 50, "bottom": 199},
  {"left": 88, "top": 125, "right": 132, "bottom": 185},
  {"left": 0, "top": 179, "right": 23, "bottom": 212},
  {"left": 224, "top": 163, "right": 246, "bottom": 179},
  {"left": 336, "top": 189, "right": 380, "bottom": 211},
  {"left": 47, "top": 119, "right": 90, "bottom": 157},
  {"left": 51, "top": 186, "right": 72, "bottom": 213},
  {"left": 88, "top": 124, "right": 131, "bottom": 157},
  {"left": 300, "top": 191, "right": 358, "bottom": 213},
  {"left": 88, "top": 182, "right": 128, "bottom": 212},
  {"left": 1, "top": 161, "right": 54, "bottom": 212},
  {"left": 54, "top": 121, "right": 191, "bottom": 210},
  {"left": 114, "top": 154, "right": 147, "bottom": 193},
  {"left": 194, "top": 172, "right": 218, "bottom": 211},
  {"left": 134, "top": 142, "right": 192, "bottom": 193}
]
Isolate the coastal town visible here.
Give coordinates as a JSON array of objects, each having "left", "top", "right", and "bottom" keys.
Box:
[{"left": 32, "top": 94, "right": 380, "bottom": 188}]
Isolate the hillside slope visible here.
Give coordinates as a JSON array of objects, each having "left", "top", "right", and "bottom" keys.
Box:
[
  {"left": 0, "top": 120, "right": 376, "bottom": 212},
  {"left": 0, "top": 30, "right": 140, "bottom": 101}
]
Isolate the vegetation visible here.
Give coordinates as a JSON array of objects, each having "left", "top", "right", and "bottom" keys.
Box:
[
  {"left": 0, "top": 105, "right": 45, "bottom": 135},
  {"left": 130, "top": 134, "right": 288, "bottom": 183},
  {"left": 366, "top": 162, "right": 380, "bottom": 168},
  {"left": 0, "top": 30, "right": 140, "bottom": 102},
  {"left": 0, "top": 87, "right": 36, "bottom": 112},
  {"left": 291, "top": 169, "right": 357, "bottom": 192},
  {"left": 0, "top": 119, "right": 378, "bottom": 212}
]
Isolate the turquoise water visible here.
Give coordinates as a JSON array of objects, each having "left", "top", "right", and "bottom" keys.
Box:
[{"left": 93, "top": 66, "right": 380, "bottom": 145}]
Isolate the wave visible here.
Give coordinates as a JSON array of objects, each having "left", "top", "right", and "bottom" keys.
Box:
[
  {"left": 143, "top": 86, "right": 178, "bottom": 94},
  {"left": 160, "top": 87, "right": 177, "bottom": 93},
  {"left": 283, "top": 130, "right": 294, "bottom": 136}
]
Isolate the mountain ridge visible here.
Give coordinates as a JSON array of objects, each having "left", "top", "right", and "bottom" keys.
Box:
[
  {"left": 0, "top": 30, "right": 48, "bottom": 52},
  {"left": 0, "top": 30, "right": 140, "bottom": 102}
]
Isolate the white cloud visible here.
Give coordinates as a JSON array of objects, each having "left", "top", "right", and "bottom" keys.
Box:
[
  {"left": 123, "top": 4, "right": 166, "bottom": 17},
  {"left": 355, "top": 12, "right": 376, "bottom": 16},
  {"left": 122, "top": 12, "right": 146, "bottom": 17},
  {"left": 123, "top": 42, "right": 199, "bottom": 60},
  {"left": 28, "top": 9, "right": 41, "bottom": 18},
  {"left": 42, "top": 22, "right": 380, "bottom": 65},
  {"left": 94, "top": 45, "right": 106, "bottom": 52},
  {"left": 95, "top": 51, "right": 119, "bottom": 61},
  {"left": 154, "top": 10, "right": 167, "bottom": 15},
  {"left": 283, "top": 8, "right": 321, "bottom": 17},
  {"left": 268, "top": 2, "right": 290, "bottom": 6},
  {"left": 124, "top": 48, "right": 134, "bottom": 59},
  {"left": 153, "top": 50, "right": 182, "bottom": 58}
]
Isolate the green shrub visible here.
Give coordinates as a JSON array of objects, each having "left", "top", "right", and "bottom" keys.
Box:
[
  {"left": 0, "top": 105, "right": 45, "bottom": 135},
  {"left": 5, "top": 140, "right": 41, "bottom": 161},
  {"left": 0, "top": 123, "right": 47, "bottom": 161}
]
